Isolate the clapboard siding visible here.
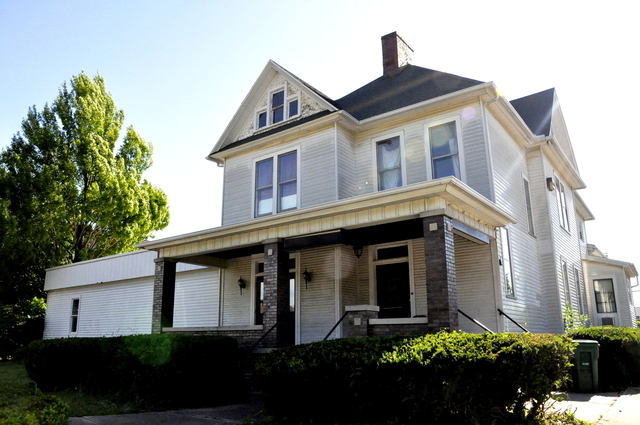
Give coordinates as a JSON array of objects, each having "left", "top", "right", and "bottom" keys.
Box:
[
  {"left": 336, "top": 126, "right": 357, "bottom": 200},
  {"left": 300, "top": 127, "right": 337, "bottom": 208},
  {"left": 583, "top": 260, "right": 636, "bottom": 328},
  {"left": 44, "top": 277, "right": 154, "bottom": 339},
  {"left": 299, "top": 247, "right": 337, "bottom": 344},
  {"left": 221, "top": 154, "right": 253, "bottom": 225},
  {"left": 173, "top": 268, "right": 220, "bottom": 328},
  {"left": 460, "top": 106, "right": 492, "bottom": 199},
  {"left": 221, "top": 256, "right": 253, "bottom": 326},
  {"left": 455, "top": 235, "right": 498, "bottom": 333}
]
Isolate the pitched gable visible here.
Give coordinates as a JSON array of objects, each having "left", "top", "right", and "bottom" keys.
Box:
[{"left": 209, "top": 60, "right": 338, "bottom": 157}]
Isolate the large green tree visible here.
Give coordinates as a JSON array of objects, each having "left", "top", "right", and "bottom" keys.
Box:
[{"left": 0, "top": 72, "right": 170, "bottom": 357}]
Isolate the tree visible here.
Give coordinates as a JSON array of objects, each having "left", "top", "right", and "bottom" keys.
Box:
[{"left": 0, "top": 72, "right": 170, "bottom": 357}]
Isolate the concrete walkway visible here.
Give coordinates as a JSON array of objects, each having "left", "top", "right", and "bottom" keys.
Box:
[
  {"left": 554, "top": 387, "right": 640, "bottom": 424},
  {"left": 69, "top": 388, "right": 640, "bottom": 424}
]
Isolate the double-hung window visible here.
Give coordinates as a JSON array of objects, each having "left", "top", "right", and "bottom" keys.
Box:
[
  {"left": 499, "top": 227, "right": 515, "bottom": 297},
  {"left": 562, "top": 260, "right": 571, "bottom": 305},
  {"left": 427, "top": 119, "right": 463, "bottom": 180},
  {"left": 555, "top": 177, "right": 570, "bottom": 231},
  {"left": 255, "top": 150, "right": 298, "bottom": 217},
  {"left": 70, "top": 298, "right": 80, "bottom": 333},
  {"left": 523, "top": 177, "right": 535, "bottom": 235},
  {"left": 376, "top": 136, "right": 402, "bottom": 190},
  {"left": 594, "top": 278, "right": 617, "bottom": 313},
  {"left": 257, "top": 87, "right": 300, "bottom": 130}
]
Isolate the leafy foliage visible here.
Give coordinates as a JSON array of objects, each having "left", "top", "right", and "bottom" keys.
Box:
[
  {"left": 257, "top": 332, "right": 575, "bottom": 425},
  {"left": 0, "top": 72, "right": 169, "bottom": 358},
  {"left": 23, "top": 334, "right": 242, "bottom": 407},
  {"left": 563, "top": 303, "right": 590, "bottom": 332},
  {"left": 568, "top": 326, "right": 640, "bottom": 390}
]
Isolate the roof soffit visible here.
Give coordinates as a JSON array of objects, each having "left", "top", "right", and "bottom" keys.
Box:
[{"left": 209, "top": 60, "right": 338, "bottom": 157}]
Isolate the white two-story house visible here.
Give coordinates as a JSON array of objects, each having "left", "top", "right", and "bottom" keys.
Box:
[{"left": 43, "top": 32, "right": 637, "bottom": 348}]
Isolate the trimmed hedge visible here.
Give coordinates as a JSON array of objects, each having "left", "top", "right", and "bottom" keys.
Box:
[
  {"left": 23, "top": 334, "right": 242, "bottom": 407},
  {"left": 0, "top": 393, "right": 68, "bottom": 425},
  {"left": 257, "top": 332, "right": 575, "bottom": 425},
  {"left": 568, "top": 326, "right": 640, "bottom": 391}
]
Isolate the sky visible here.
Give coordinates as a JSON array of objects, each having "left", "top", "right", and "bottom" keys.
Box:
[{"left": 1, "top": 1, "right": 639, "bottom": 302}]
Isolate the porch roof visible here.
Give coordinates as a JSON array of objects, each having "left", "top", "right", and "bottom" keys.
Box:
[{"left": 137, "top": 177, "right": 515, "bottom": 263}]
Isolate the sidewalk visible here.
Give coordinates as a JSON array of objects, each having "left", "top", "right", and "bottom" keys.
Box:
[{"left": 554, "top": 387, "right": 640, "bottom": 424}]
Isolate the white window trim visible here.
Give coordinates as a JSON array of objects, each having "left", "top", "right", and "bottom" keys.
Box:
[
  {"left": 424, "top": 115, "right": 466, "bottom": 182},
  {"left": 574, "top": 266, "right": 585, "bottom": 315},
  {"left": 69, "top": 297, "right": 80, "bottom": 334},
  {"left": 251, "top": 146, "right": 300, "bottom": 218},
  {"left": 368, "top": 241, "right": 415, "bottom": 319},
  {"left": 370, "top": 131, "right": 407, "bottom": 192},
  {"left": 593, "top": 275, "right": 618, "bottom": 314},
  {"left": 554, "top": 174, "right": 571, "bottom": 233},
  {"left": 499, "top": 227, "right": 515, "bottom": 298},
  {"left": 522, "top": 175, "right": 535, "bottom": 236},
  {"left": 561, "top": 258, "right": 572, "bottom": 306},
  {"left": 255, "top": 84, "right": 301, "bottom": 130}
]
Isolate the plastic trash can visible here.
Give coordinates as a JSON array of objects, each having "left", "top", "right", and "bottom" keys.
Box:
[{"left": 571, "top": 339, "right": 599, "bottom": 393}]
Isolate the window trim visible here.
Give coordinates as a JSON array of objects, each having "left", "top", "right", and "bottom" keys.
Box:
[
  {"left": 424, "top": 116, "right": 466, "bottom": 182},
  {"left": 593, "top": 277, "right": 618, "bottom": 313},
  {"left": 561, "top": 259, "right": 572, "bottom": 306},
  {"left": 555, "top": 175, "right": 570, "bottom": 232},
  {"left": 368, "top": 241, "right": 415, "bottom": 319},
  {"left": 574, "top": 266, "right": 585, "bottom": 315},
  {"left": 499, "top": 227, "right": 515, "bottom": 298},
  {"left": 255, "top": 85, "right": 301, "bottom": 130},
  {"left": 371, "top": 132, "right": 407, "bottom": 192},
  {"left": 522, "top": 176, "right": 535, "bottom": 235},
  {"left": 252, "top": 147, "right": 300, "bottom": 218},
  {"left": 70, "top": 298, "right": 80, "bottom": 334}
]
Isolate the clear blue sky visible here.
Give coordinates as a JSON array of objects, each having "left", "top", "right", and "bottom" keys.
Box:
[{"left": 2, "top": 1, "right": 639, "bottom": 299}]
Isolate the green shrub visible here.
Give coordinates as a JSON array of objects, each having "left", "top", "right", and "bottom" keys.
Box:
[
  {"left": 23, "top": 334, "right": 241, "bottom": 407},
  {"left": 568, "top": 326, "right": 640, "bottom": 390},
  {"left": 256, "top": 332, "right": 574, "bottom": 425},
  {"left": 0, "top": 393, "right": 69, "bottom": 425}
]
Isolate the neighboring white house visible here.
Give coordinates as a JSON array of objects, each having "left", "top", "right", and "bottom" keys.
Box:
[{"left": 44, "top": 32, "right": 637, "bottom": 348}]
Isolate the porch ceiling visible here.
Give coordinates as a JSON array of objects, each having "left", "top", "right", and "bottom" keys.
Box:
[{"left": 137, "top": 177, "right": 515, "bottom": 260}]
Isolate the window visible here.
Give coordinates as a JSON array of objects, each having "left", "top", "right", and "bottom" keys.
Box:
[
  {"left": 555, "top": 177, "right": 570, "bottom": 231},
  {"left": 562, "top": 260, "right": 571, "bottom": 305},
  {"left": 373, "top": 243, "right": 412, "bottom": 318},
  {"left": 376, "top": 136, "right": 402, "bottom": 190},
  {"left": 578, "top": 220, "right": 585, "bottom": 242},
  {"left": 594, "top": 278, "right": 617, "bottom": 313},
  {"left": 427, "top": 120, "right": 462, "bottom": 180},
  {"left": 499, "top": 227, "right": 515, "bottom": 297},
  {"left": 574, "top": 266, "right": 585, "bottom": 314},
  {"left": 255, "top": 150, "right": 298, "bottom": 217},
  {"left": 523, "top": 178, "right": 535, "bottom": 235},
  {"left": 70, "top": 298, "right": 80, "bottom": 333},
  {"left": 256, "top": 88, "right": 300, "bottom": 130}
]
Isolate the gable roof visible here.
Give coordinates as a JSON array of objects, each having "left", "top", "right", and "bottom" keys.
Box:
[
  {"left": 510, "top": 88, "right": 555, "bottom": 137},
  {"left": 334, "top": 65, "right": 484, "bottom": 120}
]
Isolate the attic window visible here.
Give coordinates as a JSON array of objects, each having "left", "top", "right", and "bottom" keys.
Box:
[{"left": 256, "top": 88, "right": 300, "bottom": 130}]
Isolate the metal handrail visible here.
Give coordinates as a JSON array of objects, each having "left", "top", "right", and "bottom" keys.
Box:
[
  {"left": 458, "top": 309, "right": 494, "bottom": 333},
  {"left": 323, "top": 311, "right": 350, "bottom": 341},
  {"left": 248, "top": 322, "right": 278, "bottom": 353},
  {"left": 497, "top": 308, "right": 530, "bottom": 333}
]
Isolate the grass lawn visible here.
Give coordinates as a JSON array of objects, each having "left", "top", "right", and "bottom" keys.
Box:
[{"left": 0, "top": 361, "right": 139, "bottom": 418}]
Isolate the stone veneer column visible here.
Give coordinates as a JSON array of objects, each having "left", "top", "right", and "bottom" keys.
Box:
[
  {"left": 152, "top": 258, "right": 177, "bottom": 334},
  {"left": 423, "top": 215, "right": 459, "bottom": 331},
  {"left": 262, "top": 239, "right": 292, "bottom": 348}
]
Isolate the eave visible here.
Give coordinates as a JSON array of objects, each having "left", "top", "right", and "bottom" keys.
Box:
[
  {"left": 574, "top": 191, "right": 595, "bottom": 221},
  {"left": 583, "top": 254, "right": 638, "bottom": 278},
  {"left": 137, "top": 177, "right": 515, "bottom": 259}
]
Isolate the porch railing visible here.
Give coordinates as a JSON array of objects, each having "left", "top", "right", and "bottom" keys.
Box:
[
  {"left": 323, "top": 311, "right": 350, "bottom": 341},
  {"left": 248, "top": 322, "right": 278, "bottom": 353},
  {"left": 497, "top": 308, "right": 530, "bottom": 333},
  {"left": 457, "top": 309, "right": 494, "bottom": 333}
]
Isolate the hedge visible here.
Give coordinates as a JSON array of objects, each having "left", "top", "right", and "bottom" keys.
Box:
[
  {"left": 256, "top": 332, "right": 575, "bottom": 425},
  {"left": 23, "top": 334, "right": 242, "bottom": 407},
  {"left": 568, "top": 326, "right": 640, "bottom": 391}
]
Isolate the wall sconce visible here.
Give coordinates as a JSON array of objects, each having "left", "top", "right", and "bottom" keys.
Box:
[
  {"left": 302, "top": 269, "right": 311, "bottom": 289},
  {"left": 546, "top": 177, "right": 556, "bottom": 191},
  {"left": 353, "top": 245, "right": 363, "bottom": 259},
  {"left": 238, "top": 277, "right": 246, "bottom": 295}
]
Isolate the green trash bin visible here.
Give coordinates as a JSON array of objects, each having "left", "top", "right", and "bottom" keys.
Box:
[{"left": 572, "top": 339, "right": 599, "bottom": 393}]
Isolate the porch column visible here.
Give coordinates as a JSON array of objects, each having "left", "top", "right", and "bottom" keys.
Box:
[
  {"left": 262, "top": 239, "right": 293, "bottom": 348},
  {"left": 152, "top": 258, "right": 177, "bottom": 334},
  {"left": 423, "top": 215, "right": 459, "bottom": 331}
]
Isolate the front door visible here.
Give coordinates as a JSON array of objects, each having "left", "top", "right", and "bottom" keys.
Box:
[{"left": 376, "top": 262, "right": 411, "bottom": 318}]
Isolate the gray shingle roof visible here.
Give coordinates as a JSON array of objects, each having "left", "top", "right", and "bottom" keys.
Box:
[{"left": 510, "top": 88, "right": 555, "bottom": 137}]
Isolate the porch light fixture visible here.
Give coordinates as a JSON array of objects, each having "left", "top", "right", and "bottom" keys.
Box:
[
  {"left": 302, "top": 269, "right": 311, "bottom": 289},
  {"left": 353, "top": 246, "right": 363, "bottom": 259},
  {"left": 238, "top": 277, "right": 246, "bottom": 295},
  {"left": 546, "top": 177, "right": 556, "bottom": 191}
]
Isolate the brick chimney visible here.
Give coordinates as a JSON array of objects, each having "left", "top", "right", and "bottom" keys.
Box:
[{"left": 381, "top": 32, "right": 413, "bottom": 77}]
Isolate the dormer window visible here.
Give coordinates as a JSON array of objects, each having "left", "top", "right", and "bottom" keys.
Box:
[{"left": 256, "top": 87, "right": 300, "bottom": 130}]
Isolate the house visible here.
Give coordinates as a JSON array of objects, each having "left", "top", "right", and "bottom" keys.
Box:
[{"left": 43, "top": 32, "right": 637, "bottom": 349}]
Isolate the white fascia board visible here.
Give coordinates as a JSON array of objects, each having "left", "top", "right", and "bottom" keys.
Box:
[
  {"left": 536, "top": 138, "right": 586, "bottom": 189},
  {"left": 574, "top": 191, "right": 595, "bottom": 221},
  {"left": 209, "top": 60, "right": 338, "bottom": 157}
]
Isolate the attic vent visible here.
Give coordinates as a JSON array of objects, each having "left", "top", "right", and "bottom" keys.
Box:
[{"left": 381, "top": 32, "right": 413, "bottom": 77}]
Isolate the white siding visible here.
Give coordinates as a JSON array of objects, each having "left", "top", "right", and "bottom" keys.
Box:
[
  {"left": 336, "top": 126, "right": 357, "bottom": 200},
  {"left": 173, "top": 268, "right": 220, "bottom": 328},
  {"left": 300, "top": 127, "right": 337, "bottom": 208},
  {"left": 221, "top": 154, "right": 253, "bottom": 225},
  {"left": 44, "top": 277, "right": 154, "bottom": 339},
  {"left": 221, "top": 256, "right": 253, "bottom": 326},
  {"left": 460, "top": 104, "right": 491, "bottom": 199},
  {"left": 455, "top": 235, "right": 499, "bottom": 333},
  {"left": 299, "top": 247, "right": 337, "bottom": 344},
  {"left": 583, "top": 260, "right": 636, "bottom": 328}
]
